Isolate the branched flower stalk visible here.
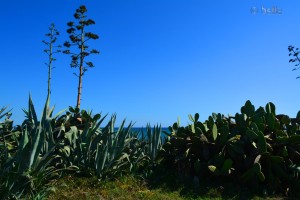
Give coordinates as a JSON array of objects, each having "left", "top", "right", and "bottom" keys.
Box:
[
  {"left": 288, "top": 45, "right": 300, "bottom": 79},
  {"left": 43, "top": 23, "right": 61, "bottom": 96},
  {"left": 63, "top": 5, "right": 99, "bottom": 109}
]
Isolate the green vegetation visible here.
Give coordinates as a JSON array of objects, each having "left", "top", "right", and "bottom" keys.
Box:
[
  {"left": 1, "top": 4, "right": 300, "bottom": 200},
  {"left": 162, "top": 101, "right": 300, "bottom": 198},
  {"left": 1, "top": 96, "right": 299, "bottom": 199},
  {"left": 47, "top": 175, "right": 185, "bottom": 200},
  {"left": 47, "top": 174, "right": 285, "bottom": 200}
]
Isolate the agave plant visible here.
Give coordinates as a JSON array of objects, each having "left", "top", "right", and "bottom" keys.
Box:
[
  {"left": 0, "top": 94, "right": 65, "bottom": 199},
  {"left": 145, "top": 124, "right": 163, "bottom": 163},
  {"left": 122, "top": 129, "right": 148, "bottom": 175},
  {"left": 94, "top": 115, "right": 134, "bottom": 178},
  {"left": 55, "top": 107, "right": 137, "bottom": 179},
  {"left": 128, "top": 124, "right": 165, "bottom": 177}
]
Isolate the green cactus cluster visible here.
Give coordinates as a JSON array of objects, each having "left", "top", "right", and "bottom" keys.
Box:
[{"left": 162, "top": 100, "right": 300, "bottom": 197}]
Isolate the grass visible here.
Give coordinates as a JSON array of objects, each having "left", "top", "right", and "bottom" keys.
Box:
[
  {"left": 47, "top": 175, "right": 182, "bottom": 200},
  {"left": 47, "top": 174, "right": 289, "bottom": 200}
]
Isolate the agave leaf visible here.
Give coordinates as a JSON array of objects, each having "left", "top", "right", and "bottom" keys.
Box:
[
  {"left": 33, "top": 146, "right": 57, "bottom": 171},
  {"left": 63, "top": 146, "right": 71, "bottom": 157},
  {"left": 19, "top": 127, "right": 29, "bottom": 151},
  {"left": 146, "top": 124, "right": 162, "bottom": 162},
  {"left": 15, "top": 129, "right": 31, "bottom": 171},
  {"left": 41, "top": 92, "right": 51, "bottom": 122},
  {"left": 65, "top": 126, "right": 78, "bottom": 148},
  {"left": 0, "top": 106, "right": 12, "bottom": 120},
  {"left": 28, "top": 94, "right": 39, "bottom": 128},
  {"left": 52, "top": 108, "right": 68, "bottom": 119},
  {"left": 29, "top": 126, "right": 45, "bottom": 169},
  {"left": 95, "top": 142, "right": 108, "bottom": 174},
  {"left": 87, "top": 114, "right": 107, "bottom": 150},
  {"left": 48, "top": 106, "right": 55, "bottom": 118}
]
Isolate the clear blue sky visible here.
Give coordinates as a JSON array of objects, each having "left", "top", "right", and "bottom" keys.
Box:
[{"left": 1, "top": 0, "right": 300, "bottom": 127}]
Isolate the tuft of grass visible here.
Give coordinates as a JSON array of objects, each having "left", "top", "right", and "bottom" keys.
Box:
[
  {"left": 47, "top": 174, "right": 288, "bottom": 200},
  {"left": 47, "top": 175, "right": 184, "bottom": 200}
]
